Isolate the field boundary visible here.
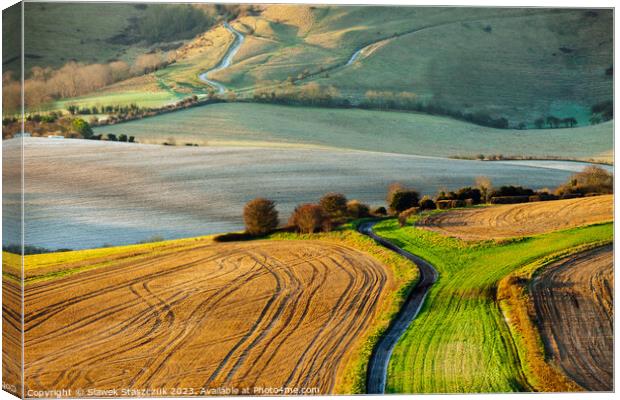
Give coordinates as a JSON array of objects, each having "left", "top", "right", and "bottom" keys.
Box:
[
  {"left": 496, "top": 240, "right": 612, "bottom": 392},
  {"left": 269, "top": 225, "right": 419, "bottom": 393}
]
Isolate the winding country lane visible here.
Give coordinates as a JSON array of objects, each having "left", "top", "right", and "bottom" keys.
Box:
[
  {"left": 357, "top": 221, "right": 438, "bottom": 394},
  {"left": 198, "top": 22, "right": 245, "bottom": 94}
]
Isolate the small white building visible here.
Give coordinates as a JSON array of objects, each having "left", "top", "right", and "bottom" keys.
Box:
[{"left": 47, "top": 135, "right": 65, "bottom": 139}]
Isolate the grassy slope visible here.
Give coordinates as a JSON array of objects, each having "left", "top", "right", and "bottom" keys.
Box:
[
  {"left": 319, "top": 9, "right": 612, "bottom": 125},
  {"left": 94, "top": 102, "right": 613, "bottom": 162},
  {"left": 44, "top": 22, "right": 236, "bottom": 110},
  {"left": 18, "top": 2, "right": 150, "bottom": 72},
  {"left": 4, "top": 224, "right": 418, "bottom": 394},
  {"left": 372, "top": 218, "right": 612, "bottom": 393},
  {"left": 218, "top": 7, "right": 612, "bottom": 125},
  {"left": 55, "top": 6, "right": 611, "bottom": 127},
  {"left": 223, "top": 7, "right": 540, "bottom": 93}
]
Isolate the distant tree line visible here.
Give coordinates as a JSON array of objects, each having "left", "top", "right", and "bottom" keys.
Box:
[
  {"left": 253, "top": 82, "right": 347, "bottom": 108},
  {"left": 3, "top": 244, "right": 72, "bottom": 255},
  {"left": 231, "top": 166, "right": 612, "bottom": 237},
  {"left": 3, "top": 53, "right": 172, "bottom": 113},
  {"left": 220, "top": 192, "right": 379, "bottom": 241}
]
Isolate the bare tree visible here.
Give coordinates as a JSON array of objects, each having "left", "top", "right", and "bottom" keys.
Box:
[
  {"left": 475, "top": 176, "right": 493, "bottom": 203},
  {"left": 243, "top": 198, "right": 279, "bottom": 235},
  {"left": 289, "top": 204, "right": 329, "bottom": 233}
]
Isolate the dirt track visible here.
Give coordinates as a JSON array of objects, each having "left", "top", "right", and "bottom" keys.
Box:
[
  {"left": 358, "top": 222, "right": 437, "bottom": 394},
  {"left": 198, "top": 22, "right": 244, "bottom": 94},
  {"left": 23, "top": 240, "right": 389, "bottom": 394},
  {"left": 530, "top": 245, "right": 613, "bottom": 391},
  {"left": 418, "top": 195, "right": 613, "bottom": 240}
]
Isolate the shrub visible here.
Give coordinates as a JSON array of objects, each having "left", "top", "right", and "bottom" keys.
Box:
[
  {"left": 386, "top": 182, "right": 405, "bottom": 204},
  {"left": 436, "top": 200, "right": 453, "bottom": 210},
  {"left": 289, "top": 204, "right": 329, "bottom": 234},
  {"left": 418, "top": 196, "right": 436, "bottom": 210},
  {"left": 450, "top": 199, "right": 466, "bottom": 208},
  {"left": 529, "top": 194, "right": 558, "bottom": 202},
  {"left": 243, "top": 198, "right": 279, "bottom": 236},
  {"left": 71, "top": 118, "right": 93, "bottom": 138},
  {"left": 475, "top": 176, "right": 493, "bottom": 203},
  {"left": 556, "top": 166, "right": 613, "bottom": 195},
  {"left": 319, "top": 192, "right": 348, "bottom": 218},
  {"left": 388, "top": 189, "right": 419, "bottom": 214},
  {"left": 490, "top": 195, "right": 531, "bottom": 204},
  {"left": 346, "top": 200, "right": 370, "bottom": 219},
  {"left": 455, "top": 187, "right": 482, "bottom": 204},
  {"left": 372, "top": 206, "right": 387, "bottom": 216},
  {"left": 214, "top": 232, "right": 254, "bottom": 242},
  {"left": 559, "top": 193, "right": 584, "bottom": 200},
  {"left": 398, "top": 207, "right": 419, "bottom": 227},
  {"left": 398, "top": 213, "right": 408, "bottom": 227},
  {"left": 436, "top": 187, "right": 481, "bottom": 204},
  {"left": 490, "top": 185, "right": 534, "bottom": 198}
]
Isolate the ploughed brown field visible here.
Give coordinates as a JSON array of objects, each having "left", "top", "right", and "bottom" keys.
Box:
[
  {"left": 23, "top": 240, "right": 391, "bottom": 394},
  {"left": 530, "top": 245, "right": 613, "bottom": 391},
  {"left": 418, "top": 195, "right": 613, "bottom": 240},
  {"left": 2, "top": 277, "right": 22, "bottom": 396}
]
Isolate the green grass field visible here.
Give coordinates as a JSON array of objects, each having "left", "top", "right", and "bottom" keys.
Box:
[
  {"left": 317, "top": 9, "right": 612, "bottom": 125},
  {"left": 16, "top": 2, "right": 150, "bottom": 72},
  {"left": 213, "top": 7, "right": 611, "bottom": 126},
  {"left": 372, "top": 218, "right": 613, "bottom": 393},
  {"left": 51, "top": 90, "right": 182, "bottom": 111},
  {"left": 94, "top": 102, "right": 613, "bottom": 162}
]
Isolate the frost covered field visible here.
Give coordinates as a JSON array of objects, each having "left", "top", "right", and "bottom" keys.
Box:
[{"left": 3, "top": 138, "right": 609, "bottom": 249}]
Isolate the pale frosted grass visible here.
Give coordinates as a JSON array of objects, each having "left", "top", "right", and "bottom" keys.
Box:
[{"left": 3, "top": 138, "right": 602, "bottom": 249}]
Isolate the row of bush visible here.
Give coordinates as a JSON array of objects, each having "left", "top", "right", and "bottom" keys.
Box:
[
  {"left": 235, "top": 166, "right": 612, "bottom": 237},
  {"left": 238, "top": 193, "right": 388, "bottom": 238},
  {"left": 532, "top": 116, "right": 578, "bottom": 129}
]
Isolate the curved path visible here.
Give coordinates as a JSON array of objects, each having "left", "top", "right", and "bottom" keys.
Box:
[
  {"left": 357, "top": 221, "right": 438, "bottom": 394},
  {"left": 198, "top": 22, "right": 245, "bottom": 94}
]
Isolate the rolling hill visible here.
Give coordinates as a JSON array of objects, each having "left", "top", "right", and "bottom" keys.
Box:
[
  {"left": 17, "top": 5, "right": 612, "bottom": 129},
  {"left": 94, "top": 102, "right": 613, "bottom": 163}
]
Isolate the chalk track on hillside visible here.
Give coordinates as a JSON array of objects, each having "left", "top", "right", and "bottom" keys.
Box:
[
  {"left": 418, "top": 195, "right": 613, "bottom": 240},
  {"left": 530, "top": 245, "right": 613, "bottom": 391},
  {"left": 24, "top": 240, "right": 389, "bottom": 393}
]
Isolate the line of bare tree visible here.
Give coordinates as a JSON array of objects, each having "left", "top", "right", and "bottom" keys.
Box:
[{"left": 2, "top": 52, "right": 173, "bottom": 114}]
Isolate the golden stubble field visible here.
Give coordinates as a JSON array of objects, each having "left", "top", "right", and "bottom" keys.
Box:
[
  {"left": 418, "top": 195, "right": 613, "bottom": 241},
  {"left": 530, "top": 245, "right": 613, "bottom": 391},
  {"left": 21, "top": 239, "right": 392, "bottom": 395}
]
